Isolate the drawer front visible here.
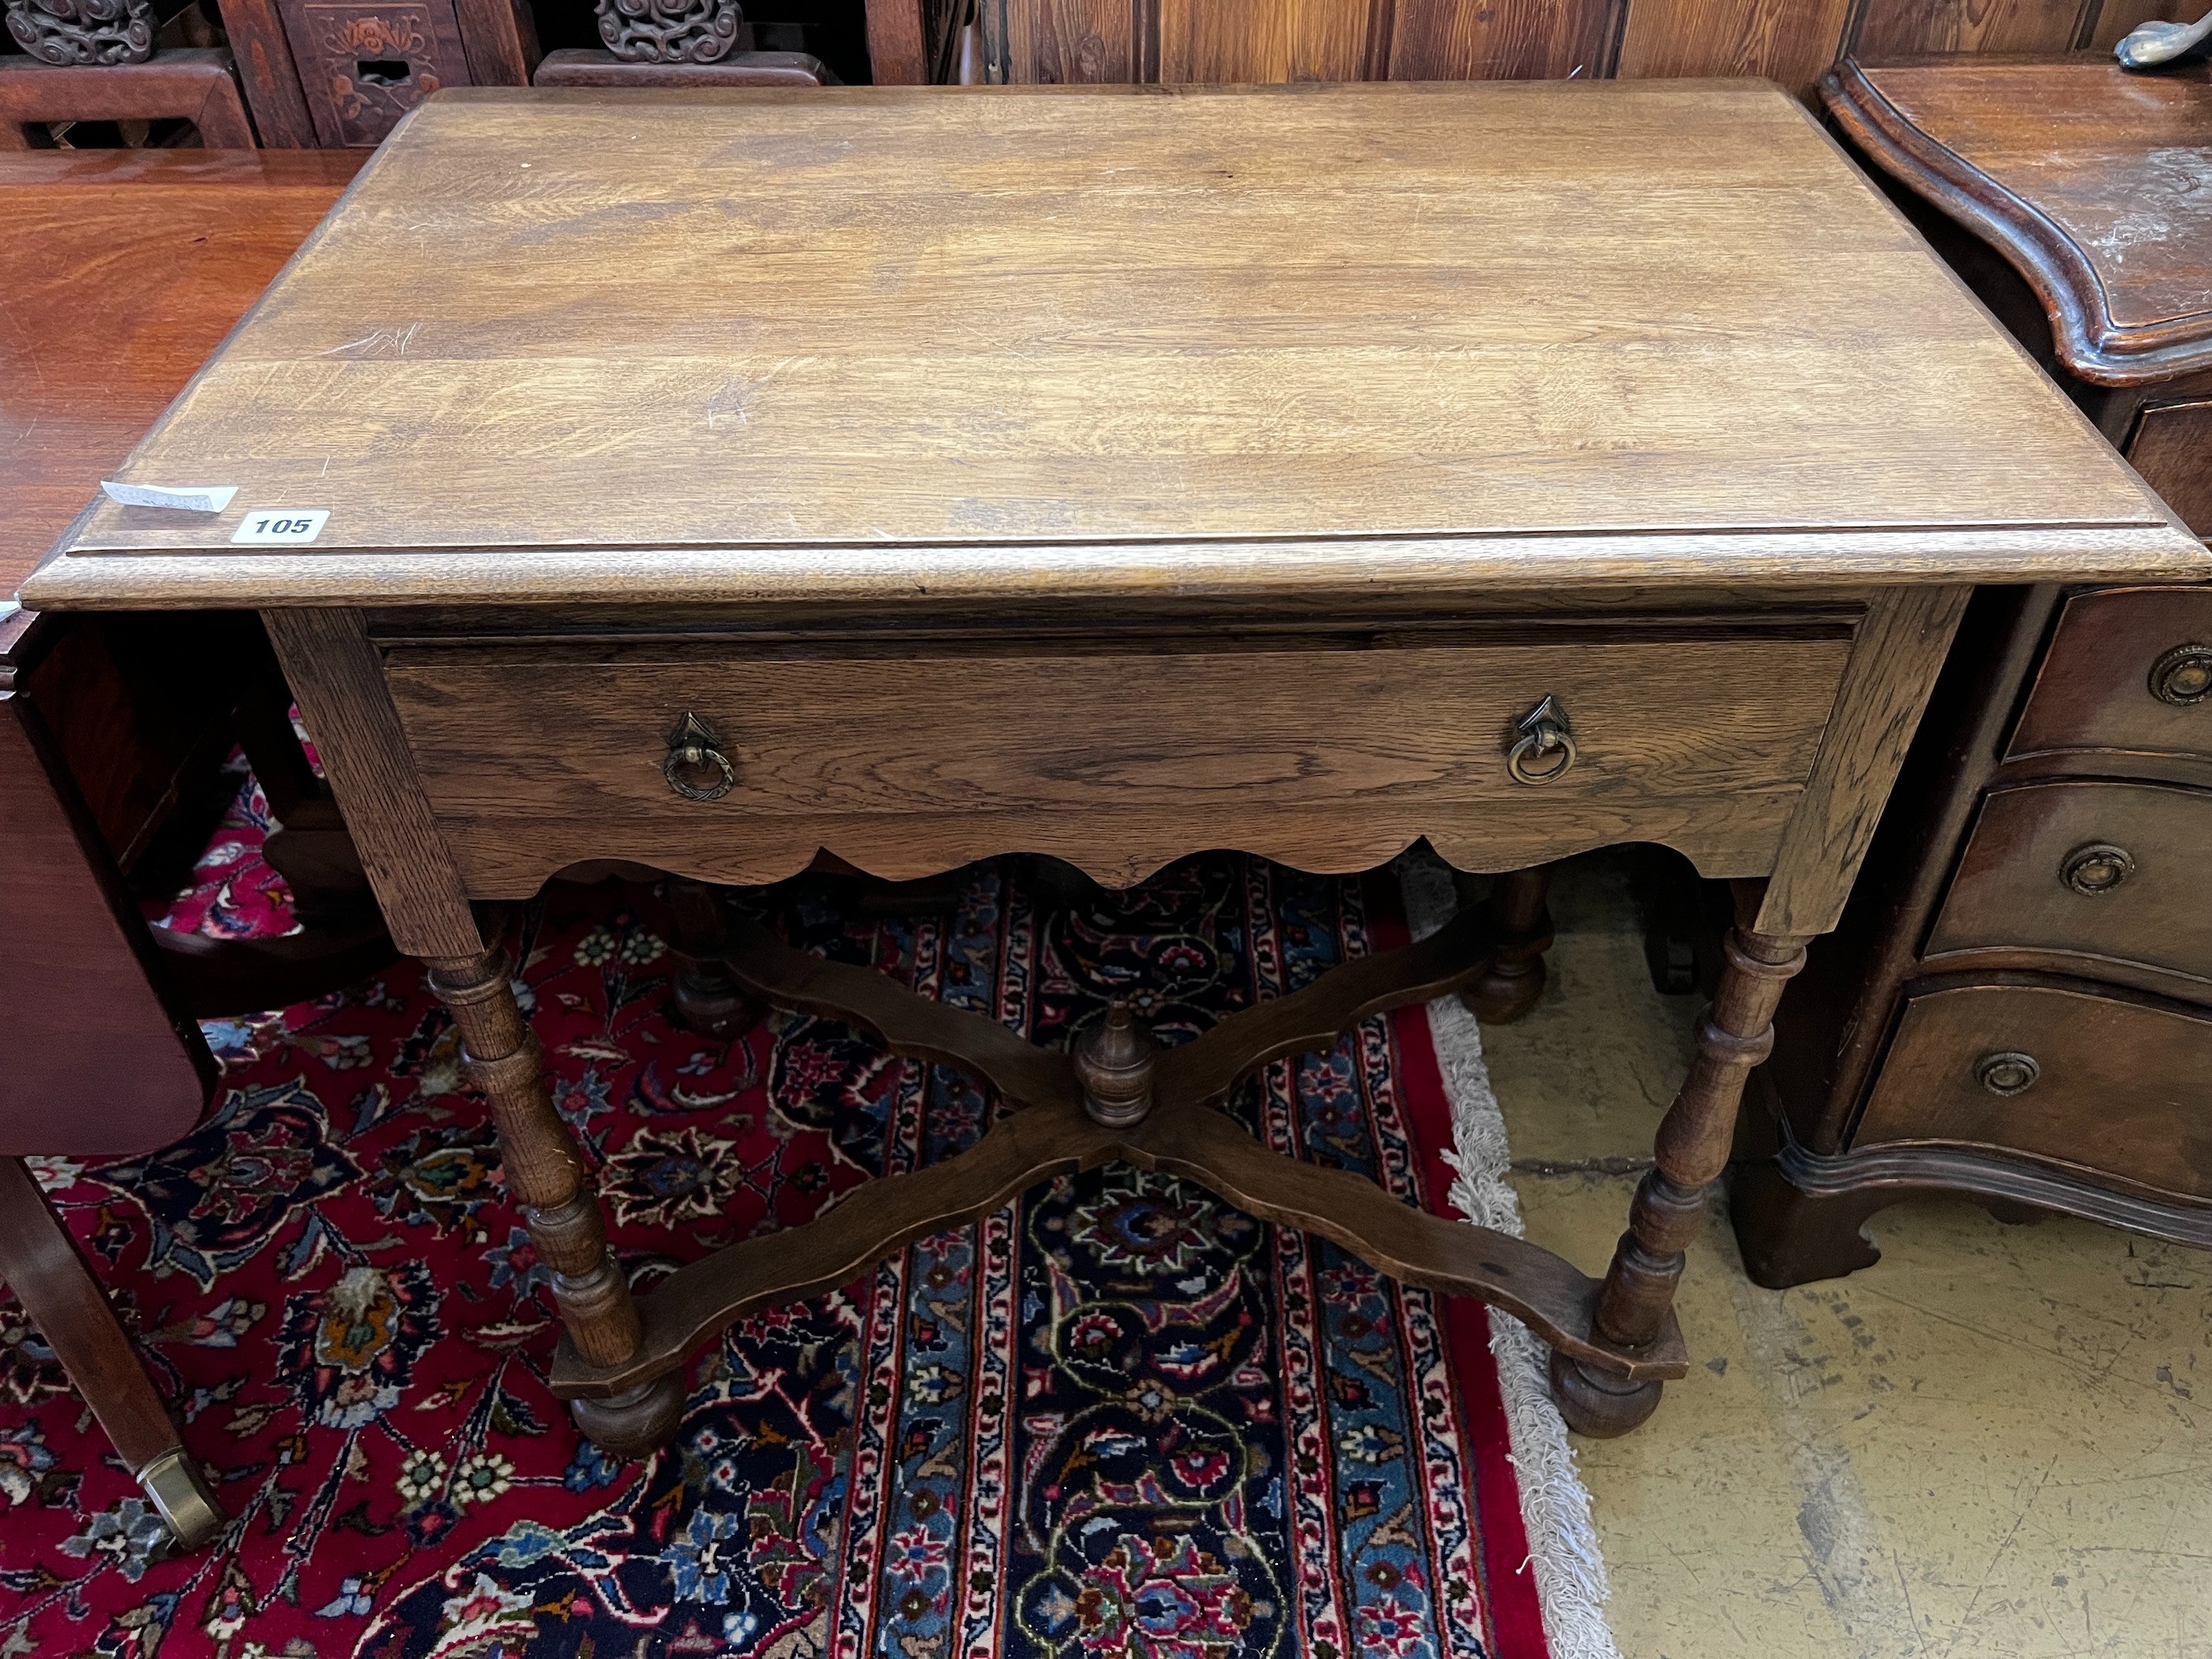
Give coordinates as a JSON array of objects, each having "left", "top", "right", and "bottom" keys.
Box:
[
  {"left": 1927, "top": 780, "right": 2212, "bottom": 988},
  {"left": 2008, "top": 587, "right": 2212, "bottom": 768},
  {"left": 1855, "top": 983, "right": 2212, "bottom": 1203},
  {"left": 383, "top": 631, "right": 1852, "bottom": 895}
]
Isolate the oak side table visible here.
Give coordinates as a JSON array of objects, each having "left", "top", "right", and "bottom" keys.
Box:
[{"left": 27, "top": 82, "right": 2206, "bottom": 1454}]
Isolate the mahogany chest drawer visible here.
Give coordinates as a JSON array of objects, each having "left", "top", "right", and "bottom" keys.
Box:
[
  {"left": 2008, "top": 587, "right": 2212, "bottom": 768},
  {"left": 1926, "top": 780, "right": 2212, "bottom": 988},
  {"left": 1853, "top": 983, "right": 2212, "bottom": 1203},
  {"left": 380, "top": 628, "right": 1853, "bottom": 897}
]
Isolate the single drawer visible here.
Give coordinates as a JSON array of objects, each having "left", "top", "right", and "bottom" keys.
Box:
[
  {"left": 1926, "top": 780, "right": 2212, "bottom": 989},
  {"left": 382, "top": 628, "right": 1853, "bottom": 897},
  {"left": 1854, "top": 982, "right": 2212, "bottom": 1203},
  {"left": 2008, "top": 587, "right": 2212, "bottom": 767}
]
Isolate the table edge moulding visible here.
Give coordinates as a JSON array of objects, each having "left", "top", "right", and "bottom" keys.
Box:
[{"left": 24, "top": 80, "right": 2209, "bottom": 1454}]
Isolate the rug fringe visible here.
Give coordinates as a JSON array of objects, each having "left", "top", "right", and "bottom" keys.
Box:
[{"left": 1398, "top": 852, "right": 1624, "bottom": 1659}]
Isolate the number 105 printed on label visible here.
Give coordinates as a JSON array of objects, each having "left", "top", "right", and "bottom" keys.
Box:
[{"left": 231, "top": 510, "right": 330, "bottom": 545}]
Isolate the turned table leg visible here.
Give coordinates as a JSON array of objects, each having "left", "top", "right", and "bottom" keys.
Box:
[
  {"left": 666, "top": 877, "right": 760, "bottom": 1039},
  {"left": 1460, "top": 863, "right": 1553, "bottom": 1024},
  {"left": 427, "top": 949, "right": 682, "bottom": 1454},
  {"left": 1550, "top": 912, "right": 1807, "bottom": 1435}
]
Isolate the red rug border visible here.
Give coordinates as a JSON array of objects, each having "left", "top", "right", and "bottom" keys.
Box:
[{"left": 1365, "top": 874, "right": 1555, "bottom": 1659}]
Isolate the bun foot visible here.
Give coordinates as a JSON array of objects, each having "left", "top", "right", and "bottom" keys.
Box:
[
  {"left": 1458, "top": 863, "right": 1552, "bottom": 1025},
  {"left": 1548, "top": 1349, "right": 1664, "bottom": 1438},
  {"left": 1460, "top": 955, "right": 1548, "bottom": 1025},
  {"left": 570, "top": 1372, "right": 685, "bottom": 1457},
  {"left": 672, "top": 965, "right": 762, "bottom": 1040}
]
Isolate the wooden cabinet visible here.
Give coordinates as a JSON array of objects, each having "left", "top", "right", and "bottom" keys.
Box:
[{"left": 1735, "top": 57, "right": 2212, "bottom": 1287}]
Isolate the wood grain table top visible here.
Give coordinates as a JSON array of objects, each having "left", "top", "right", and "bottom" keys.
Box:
[
  {"left": 26, "top": 81, "right": 2206, "bottom": 613},
  {"left": 1826, "top": 56, "right": 2212, "bottom": 386},
  {"left": 0, "top": 148, "right": 364, "bottom": 647}
]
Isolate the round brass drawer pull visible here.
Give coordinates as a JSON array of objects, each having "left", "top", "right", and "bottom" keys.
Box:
[
  {"left": 664, "top": 712, "right": 734, "bottom": 803},
  {"left": 1975, "top": 1051, "right": 2040, "bottom": 1097},
  {"left": 1507, "top": 694, "right": 1577, "bottom": 786},
  {"left": 2060, "top": 841, "right": 2134, "bottom": 896},
  {"left": 2149, "top": 641, "right": 2212, "bottom": 706}
]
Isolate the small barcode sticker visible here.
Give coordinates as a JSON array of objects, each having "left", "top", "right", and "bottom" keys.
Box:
[{"left": 231, "top": 510, "right": 330, "bottom": 545}]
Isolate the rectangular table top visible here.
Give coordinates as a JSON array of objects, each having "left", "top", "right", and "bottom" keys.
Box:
[{"left": 26, "top": 81, "right": 2206, "bottom": 613}]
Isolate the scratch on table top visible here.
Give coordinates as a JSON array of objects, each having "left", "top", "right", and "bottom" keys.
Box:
[{"left": 320, "top": 323, "right": 423, "bottom": 359}]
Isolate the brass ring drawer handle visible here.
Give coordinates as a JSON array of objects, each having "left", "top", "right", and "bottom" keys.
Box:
[
  {"left": 2060, "top": 841, "right": 2133, "bottom": 896},
  {"left": 1976, "top": 1051, "right": 2040, "bottom": 1097},
  {"left": 664, "top": 712, "right": 734, "bottom": 803},
  {"left": 2150, "top": 642, "right": 2211, "bottom": 706},
  {"left": 1507, "top": 694, "right": 1577, "bottom": 786}
]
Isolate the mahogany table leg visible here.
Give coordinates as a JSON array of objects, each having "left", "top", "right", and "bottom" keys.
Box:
[
  {"left": 1552, "top": 912, "right": 1807, "bottom": 1435},
  {"left": 1460, "top": 864, "right": 1552, "bottom": 1024},
  {"left": 0, "top": 1157, "right": 224, "bottom": 1548},
  {"left": 666, "top": 877, "right": 761, "bottom": 1040},
  {"left": 427, "top": 949, "right": 682, "bottom": 1454}
]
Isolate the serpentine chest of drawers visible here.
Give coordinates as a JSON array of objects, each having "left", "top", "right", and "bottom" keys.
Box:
[
  {"left": 25, "top": 81, "right": 2206, "bottom": 1453},
  {"left": 1731, "top": 59, "right": 2212, "bottom": 1286}
]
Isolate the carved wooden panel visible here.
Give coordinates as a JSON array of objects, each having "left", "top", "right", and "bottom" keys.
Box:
[
  {"left": 1616, "top": 0, "right": 1853, "bottom": 99},
  {"left": 1389, "top": 0, "right": 1624, "bottom": 79},
  {"left": 1848, "top": 0, "right": 2094, "bottom": 59},
  {"left": 280, "top": 0, "right": 468, "bottom": 146}
]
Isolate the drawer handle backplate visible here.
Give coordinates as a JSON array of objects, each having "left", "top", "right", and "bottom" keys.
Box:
[
  {"left": 1975, "top": 1051, "right": 2041, "bottom": 1097},
  {"left": 664, "top": 712, "right": 735, "bottom": 803},
  {"left": 2150, "top": 642, "right": 2212, "bottom": 706},
  {"left": 2060, "top": 841, "right": 2134, "bottom": 896},
  {"left": 1507, "top": 694, "right": 1577, "bottom": 786}
]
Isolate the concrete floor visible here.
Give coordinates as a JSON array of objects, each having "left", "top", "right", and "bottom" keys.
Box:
[{"left": 1480, "top": 855, "right": 2212, "bottom": 1659}]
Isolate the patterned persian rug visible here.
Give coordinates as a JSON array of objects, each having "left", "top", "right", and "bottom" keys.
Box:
[{"left": 0, "top": 772, "right": 1618, "bottom": 1658}]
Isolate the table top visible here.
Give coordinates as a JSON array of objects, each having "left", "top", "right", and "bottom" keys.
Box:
[
  {"left": 0, "top": 148, "right": 363, "bottom": 650},
  {"left": 26, "top": 81, "right": 2205, "bottom": 613},
  {"left": 1825, "top": 56, "right": 2212, "bottom": 386}
]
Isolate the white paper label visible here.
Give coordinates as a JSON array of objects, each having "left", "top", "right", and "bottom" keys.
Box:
[
  {"left": 102, "top": 481, "right": 239, "bottom": 513},
  {"left": 231, "top": 510, "right": 330, "bottom": 546}
]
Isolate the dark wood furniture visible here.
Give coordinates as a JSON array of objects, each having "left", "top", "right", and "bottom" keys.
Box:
[
  {"left": 209, "top": 0, "right": 538, "bottom": 146},
  {"left": 0, "top": 147, "right": 382, "bottom": 1548},
  {"left": 0, "top": 47, "right": 257, "bottom": 145},
  {"left": 31, "top": 81, "right": 2204, "bottom": 1453},
  {"left": 1734, "top": 57, "right": 2212, "bottom": 1286},
  {"left": 6, "top": 0, "right": 154, "bottom": 65}
]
